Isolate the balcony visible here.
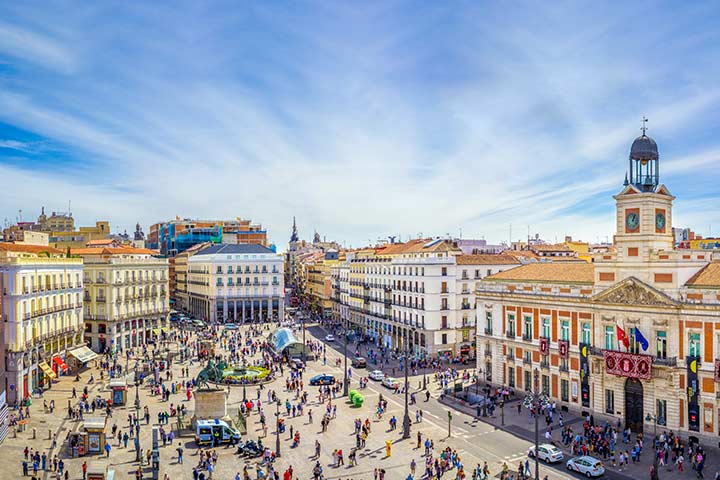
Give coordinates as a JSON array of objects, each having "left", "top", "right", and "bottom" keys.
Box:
[
  {"left": 506, "top": 353, "right": 515, "bottom": 362},
  {"left": 484, "top": 350, "right": 492, "bottom": 358},
  {"left": 461, "top": 304, "right": 472, "bottom": 310},
  {"left": 559, "top": 364, "right": 569, "bottom": 373},
  {"left": 505, "top": 331, "right": 516, "bottom": 339},
  {"left": 522, "top": 333, "right": 533, "bottom": 341},
  {"left": 523, "top": 357, "right": 532, "bottom": 366},
  {"left": 540, "top": 359, "right": 550, "bottom": 369},
  {"left": 483, "top": 328, "right": 493, "bottom": 335},
  {"left": 96, "top": 278, "right": 106, "bottom": 284},
  {"left": 96, "top": 296, "right": 107, "bottom": 303},
  {"left": 653, "top": 356, "right": 677, "bottom": 367}
]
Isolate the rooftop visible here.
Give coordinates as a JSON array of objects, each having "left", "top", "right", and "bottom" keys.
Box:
[
  {"left": 685, "top": 262, "right": 720, "bottom": 288},
  {"left": 484, "top": 262, "right": 594, "bottom": 284},
  {"left": 455, "top": 254, "right": 521, "bottom": 265},
  {"left": 194, "top": 243, "right": 276, "bottom": 256}
]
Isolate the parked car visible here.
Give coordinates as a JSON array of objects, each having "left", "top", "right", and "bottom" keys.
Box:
[
  {"left": 309, "top": 373, "right": 336, "bottom": 386},
  {"left": 566, "top": 456, "right": 605, "bottom": 477},
  {"left": 325, "top": 334, "right": 335, "bottom": 342},
  {"left": 224, "top": 323, "right": 238, "bottom": 330},
  {"left": 382, "top": 377, "right": 400, "bottom": 389},
  {"left": 368, "top": 370, "right": 385, "bottom": 381},
  {"left": 352, "top": 357, "right": 367, "bottom": 368},
  {"left": 528, "top": 443, "right": 564, "bottom": 463}
]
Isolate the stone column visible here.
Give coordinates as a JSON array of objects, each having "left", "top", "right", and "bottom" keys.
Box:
[
  {"left": 233, "top": 301, "right": 237, "bottom": 322},
  {"left": 242, "top": 300, "right": 246, "bottom": 322},
  {"left": 223, "top": 298, "right": 228, "bottom": 322},
  {"left": 250, "top": 300, "right": 254, "bottom": 322},
  {"left": 16, "top": 357, "right": 24, "bottom": 405}
]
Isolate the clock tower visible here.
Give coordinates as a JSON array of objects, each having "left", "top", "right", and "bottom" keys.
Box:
[{"left": 613, "top": 122, "right": 675, "bottom": 262}]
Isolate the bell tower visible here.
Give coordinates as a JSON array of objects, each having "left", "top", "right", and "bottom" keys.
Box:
[{"left": 614, "top": 119, "right": 675, "bottom": 262}]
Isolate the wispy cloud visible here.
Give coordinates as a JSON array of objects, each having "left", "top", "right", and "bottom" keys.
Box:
[{"left": 0, "top": 1, "right": 719, "bottom": 247}]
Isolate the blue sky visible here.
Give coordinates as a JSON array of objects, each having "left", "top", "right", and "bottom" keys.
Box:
[{"left": 1, "top": 1, "right": 720, "bottom": 249}]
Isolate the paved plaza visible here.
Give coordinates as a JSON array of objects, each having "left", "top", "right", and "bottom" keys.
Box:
[{"left": 2, "top": 319, "right": 716, "bottom": 480}]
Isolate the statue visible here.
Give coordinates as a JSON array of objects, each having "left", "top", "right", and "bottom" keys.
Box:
[{"left": 195, "top": 359, "right": 223, "bottom": 389}]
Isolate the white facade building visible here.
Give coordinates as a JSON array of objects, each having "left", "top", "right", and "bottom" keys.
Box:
[
  {"left": 0, "top": 243, "right": 85, "bottom": 405},
  {"left": 187, "top": 244, "right": 284, "bottom": 323}
]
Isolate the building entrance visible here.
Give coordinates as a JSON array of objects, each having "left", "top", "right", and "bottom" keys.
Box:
[{"left": 624, "top": 378, "right": 644, "bottom": 433}]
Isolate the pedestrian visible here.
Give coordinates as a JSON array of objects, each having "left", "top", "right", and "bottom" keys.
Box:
[{"left": 104, "top": 442, "right": 111, "bottom": 457}]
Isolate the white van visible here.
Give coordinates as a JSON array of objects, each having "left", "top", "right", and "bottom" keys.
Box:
[{"left": 195, "top": 419, "right": 241, "bottom": 446}]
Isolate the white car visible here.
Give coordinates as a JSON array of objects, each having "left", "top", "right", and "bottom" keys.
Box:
[
  {"left": 382, "top": 377, "right": 400, "bottom": 389},
  {"left": 368, "top": 370, "right": 385, "bottom": 381},
  {"left": 325, "top": 335, "right": 335, "bottom": 342},
  {"left": 528, "top": 443, "right": 564, "bottom": 463},
  {"left": 566, "top": 456, "right": 605, "bottom": 477}
]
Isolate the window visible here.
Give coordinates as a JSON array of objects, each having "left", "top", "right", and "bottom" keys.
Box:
[
  {"left": 657, "top": 399, "right": 667, "bottom": 426},
  {"left": 441, "top": 316, "right": 448, "bottom": 329},
  {"left": 541, "top": 375, "right": 550, "bottom": 395},
  {"left": 605, "top": 389, "right": 615, "bottom": 414},
  {"left": 541, "top": 317, "right": 550, "bottom": 338},
  {"left": 487, "top": 269, "right": 492, "bottom": 277},
  {"left": 462, "top": 269, "right": 468, "bottom": 279},
  {"left": 561, "top": 320, "right": 570, "bottom": 341},
  {"left": 629, "top": 328, "right": 640, "bottom": 354},
  {"left": 507, "top": 314, "right": 516, "bottom": 336},
  {"left": 216, "top": 266, "right": 222, "bottom": 274},
  {"left": 441, "top": 298, "right": 448, "bottom": 310},
  {"left": 656, "top": 331, "right": 667, "bottom": 359},
  {"left": 605, "top": 326, "right": 615, "bottom": 350},
  {"left": 441, "top": 333, "right": 448, "bottom": 344},
  {"left": 523, "top": 315, "right": 533, "bottom": 339},
  {"left": 689, "top": 333, "right": 701, "bottom": 357},
  {"left": 561, "top": 379, "right": 569, "bottom": 402},
  {"left": 441, "top": 282, "right": 448, "bottom": 293},
  {"left": 582, "top": 323, "right": 591, "bottom": 345},
  {"left": 508, "top": 367, "right": 515, "bottom": 388},
  {"left": 524, "top": 370, "right": 532, "bottom": 392},
  {"left": 441, "top": 267, "right": 447, "bottom": 276},
  {"left": 485, "top": 311, "right": 492, "bottom": 333},
  {"left": 475, "top": 269, "right": 480, "bottom": 278}
]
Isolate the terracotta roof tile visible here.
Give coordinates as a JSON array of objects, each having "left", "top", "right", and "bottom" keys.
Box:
[
  {"left": 0, "top": 243, "right": 64, "bottom": 255},
  {"left": 485, "top": 262, "right": 594, "bottom": 284},
  {"left": 685, "top": 262, "right": 720, "bottom": 288},
  {"left": 532, "top": 243, "right": 574, "bottom": 252},
  {"left": 456, "top": 254, "right": 521, "bottom": 265}
]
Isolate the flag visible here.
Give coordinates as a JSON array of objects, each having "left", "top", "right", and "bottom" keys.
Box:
[
  {"left": 616, "top": 324, "right": 630, "bottom": 350},
  {"left": 634, "top": 327, "right": 649, "bottom": 351}
]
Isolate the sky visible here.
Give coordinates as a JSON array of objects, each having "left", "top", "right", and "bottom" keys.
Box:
[{"left": 1, "top": 1, "right": 720, "bottom": 250}]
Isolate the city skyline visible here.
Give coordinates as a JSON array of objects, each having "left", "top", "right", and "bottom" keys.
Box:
[{"left": 2, "top": 2, "right": 720, "bottom": 248}]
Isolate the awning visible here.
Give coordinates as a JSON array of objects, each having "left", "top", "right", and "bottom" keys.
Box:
[
  {"left": 52, "top": 356, "right": 68, "bottom": 372},
  {"left": 39, "top": 361, "right": 57, "bottom": 379},
  {"left": 68, "top": 346, "right": 99, "bottom": 364}
]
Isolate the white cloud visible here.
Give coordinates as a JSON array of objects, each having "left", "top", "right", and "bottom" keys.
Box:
[{"left": 1, "top": 2, "right": 720, "bottom": 247}]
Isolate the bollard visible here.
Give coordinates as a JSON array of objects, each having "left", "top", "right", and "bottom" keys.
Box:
[
  {"left": 48, "top": 429, "right": 52, "bottom": 440},
  {"left": 32, "top": 427, "right": 36, "bottom": 439}
]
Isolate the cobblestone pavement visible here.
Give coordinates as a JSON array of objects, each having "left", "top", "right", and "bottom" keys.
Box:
[{"left": 0, "top": 320, "right": 646, "bottom": 480}]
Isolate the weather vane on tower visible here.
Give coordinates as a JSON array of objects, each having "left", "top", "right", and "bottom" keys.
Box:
[{"left": 641, "top": 116, "right": 648, "bottom": 135}]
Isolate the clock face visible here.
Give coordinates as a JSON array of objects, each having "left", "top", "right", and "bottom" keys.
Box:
[
  {"left": 655, "top": 212, "right": 666, "bottom": 230},
  {"left": 626, "top": 212, "right": 639, "bottom": 230}
]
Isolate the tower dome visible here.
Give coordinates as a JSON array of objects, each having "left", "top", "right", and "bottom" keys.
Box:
[
  {"left": 629, "top": 134, "right": 659, "bottom": 161},
  {"left": 626, "top": 117, "right": 660, "bottom": 192}
]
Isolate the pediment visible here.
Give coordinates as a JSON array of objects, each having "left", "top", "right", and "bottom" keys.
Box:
[
  {"left": 654, "top": 184, "right": 672, "bottom": 196},
  {"left": 616, "top": 184, "right": 641, "bottom": 196},
  {"left": 592, "top": 276, "right": 678, "bottom": 307}
]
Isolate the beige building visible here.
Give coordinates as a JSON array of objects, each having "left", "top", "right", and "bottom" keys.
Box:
[
  {"left": 476, "top": 130, "right": 720, "bottom": 440},
  {"left": 0, "top": 243, "right": 85, "bottom": 405},
  {"left": 72, "top": 246, "right": 169, "bottom": 353},
  {"left": 174, "top": 242, "right": 211, "bottom": 312}
]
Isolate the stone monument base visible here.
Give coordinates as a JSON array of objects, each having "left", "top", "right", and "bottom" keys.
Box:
[{"left": 192, "top": 388, "right": 228, "bottom": 425}]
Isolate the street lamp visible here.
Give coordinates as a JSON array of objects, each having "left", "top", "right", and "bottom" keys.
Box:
[
  {"left": 645, "top": 413, "right": 659, "bottom": 480},
  {"left": 523, "top": 368, "right": 548, "bottom": 480},
  {"left": 133, "top": 366, "right": 142, "bottom": 462},
  {"left": 402, "top": 329, "right": 414, "bottom": 439},
  {"left": 343, "top": 329, "right": 350, "bottom": 397},
  {"left": 275, "top": 399, "right": 282, "bottom": 458},
  {"left": 301, "top": 316, "right": 306, "bottom": 364}
]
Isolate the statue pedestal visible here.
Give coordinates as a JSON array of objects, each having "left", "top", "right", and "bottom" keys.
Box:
[{"left": 192, "top": 388, "right": 228, "bottom": 425}]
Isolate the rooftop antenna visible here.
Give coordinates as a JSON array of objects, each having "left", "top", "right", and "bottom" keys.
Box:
[{"left": 641, "top": 116, "right": 648, "bottom": 135}]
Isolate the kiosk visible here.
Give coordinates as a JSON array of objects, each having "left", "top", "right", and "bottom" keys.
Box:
[
  {"left": 108, "top": 379, "right": 127, "bottom": 406},
  {"left": 82, "top": 417, "right": 108, "bottom": 455}
]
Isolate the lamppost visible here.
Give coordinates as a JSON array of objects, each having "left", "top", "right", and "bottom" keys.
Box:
[
  {"left": 523, "top": 368, "right": 549, "bottom": 480},
  {"left": 133, "top": 366, "right": 141, "bottom": 462},
  {"left": 646, "top": 413, "right": 659, "bottom": 480},
  {"left": 301, "top": 316, "right": 306, "bottom": 364},
  {"left": 242, "top": 357, "right": 247, "bottom": 402},
  {"left": 275, "top": 399, "right": 282, "bottom": 458},
  {"left": 342, "top": 329, "right": 352, "bottom": 397},
  {"left": 402, "top": 329, "right": 414, "bottom": 439}
]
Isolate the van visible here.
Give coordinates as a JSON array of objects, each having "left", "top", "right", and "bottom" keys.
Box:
[{"left": 195, "top": 419, "right": 241, "bottom": 446}]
